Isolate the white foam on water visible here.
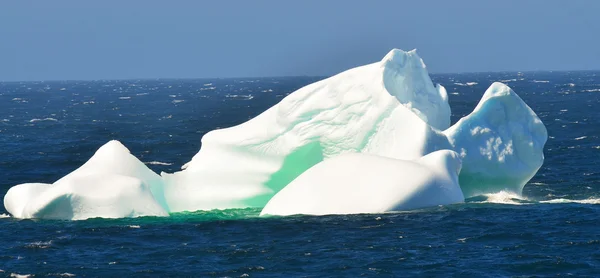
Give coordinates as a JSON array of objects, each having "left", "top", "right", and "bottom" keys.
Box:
[
  {"left": 473, "top": 191, "right": 529, "bottom": 205},
  {"left": 48, "top": 273, "right": 75, "bottom": 277},
  {"left": 26, "top": 240, "right": 53, "bottom": 249},
  {"left": 10, "top": 273, "right": 33, "bottom": 278},
  {"left": 540, "top": 198, "right": 600, "bottom": 204},
  {"left": 119, "top": 97, "right": 131, "bottom": 100},
  {"left": 172, "top": 100, "right": 185, "bottom": 104},
  {"left": 225, "top": 94, "right": 254, "bottom": 100},
  {"left": 533, "top": 80, "right": 550, "bottom": 83},
  {"left": 574, "top": 136, "right": 587, "bottom": 140},
  {"left": 144, "top": 161, "right": 173, "bottom": 166},
  {"left": 29, "top": 118, "right": 58, "bottom": 123},
  {"left": 0, "top": 213, "right": 10, "bottom": 218},
  {"left": 454, "top": 82, "right": 478, "bottom": 86}
]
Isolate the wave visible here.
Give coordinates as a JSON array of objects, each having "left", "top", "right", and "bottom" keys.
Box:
[
  {"left": 0, "top": 213, "right": 10, "bottom": 218},
  {"left": 468, "top": 191, "right": 530, "bottom": 205},
  {"left": 540, "top": 198, "right": 600, "bottom": 204},
  {"left": 453, "top": 82, "right": 478, "bottom": 86},
  {"left": 29, "top": 118, "right": 58, "bottom": 123},
  {"left": 468, "top": 191, "right": 600, "bottom": 206},
  {"left": 225, "top": 94, "right": 254, "bottom": 100},
  {"left": 10, "top": 273, "right": 33, "bottom": 278},
  {"left": 144, "top": 161, "right": 173, "bottom": 166}
]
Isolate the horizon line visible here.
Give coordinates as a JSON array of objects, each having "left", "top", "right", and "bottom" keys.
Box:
[{"left": 1, "top": 68, "right": 599, "bottom": 83}]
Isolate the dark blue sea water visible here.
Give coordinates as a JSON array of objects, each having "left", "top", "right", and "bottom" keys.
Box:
[{"left": 1, "top": 72, "right": 599, "bottom": 277}]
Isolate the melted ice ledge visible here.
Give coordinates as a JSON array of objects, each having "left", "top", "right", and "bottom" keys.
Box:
[{"left": 3, "top": 49, "right": 547, "bottom": 219}]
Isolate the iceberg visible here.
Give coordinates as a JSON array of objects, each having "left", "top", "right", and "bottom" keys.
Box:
[
  {"left": 260, "top": 150, "right": 464, "bottom": 216},
  {"left": 444, "top": 82, "right": 547, "bottom": 197},
  {"left": 4, "top": 141, "right": 168, "bottom": 220},
  {"left": 3, "top": 48, "right": 547, "bottom": 219},
  {"left": 161, "top": 49, "right": 453, "bottom": 212}
]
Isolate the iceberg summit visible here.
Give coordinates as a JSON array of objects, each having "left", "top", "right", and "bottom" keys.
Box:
[{"left": 3, "top": 49, "right": 548, "bottom": 220}]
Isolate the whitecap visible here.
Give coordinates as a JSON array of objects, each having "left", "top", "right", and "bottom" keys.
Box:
[
  {"left": 49, "top": 273, "right": 75, "bottom": 277},
  {"left": 118, "top": 97, "right": 131, "bottom": 100},
  {"left": 574, "top": 136, "right": 587, "bottom": 140},
  {"left": 471, "top": 191, "right": 529, "bottom": 205},
  {"left": 583, "top": 89, "right": 600, "bottom": 92},
  {"left": 225, "top": 94, "right": 254, "bottom": 100},
  {"left": 172, "top": 100, "right": 185, "bottom": 104},
  {"left": 453, "top": 82, "right": 478, "bottom": 86},
  {"left": 0, "top": 213, "right": 10, "bottom": 218},
  {"left": 533, "top": 80, "right": 550, "bottom": 83},
  {"left": 540, "top": 198, "right": 600, "bottom": 205},
  {"left": 143, "top": 161, "right": 173, "bottom": 166},
  {"left": 10, "top": 273, "right": 33, "bottom": 278},
  {"left": 128, "top": 225, "right": 141, "bottom": 229},
  {"left": 29, "top": 118, "right": 58, "bottom": 123},
  {"left": 25, "top": 240, "right": 53, "bottom": 249},
  {"left": 500, "top": 79, "right": 517, "bottom": 82}
]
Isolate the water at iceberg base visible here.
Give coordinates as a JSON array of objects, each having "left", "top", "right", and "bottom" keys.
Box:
[{"left": 2, "top": 53, "right": 600, "bottom": 275}]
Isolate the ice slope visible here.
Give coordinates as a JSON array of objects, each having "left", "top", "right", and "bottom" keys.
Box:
[
  {"left": 3, "top": 141, "right": 168, "bottom": 220},
  {"left": 260, "top": 150, "right": 464, "bottom": 216},
  {"left": 162, "top": 49, "right": 453, "bottom": 212},
  {"left": 444, "top": 82, "right": 548, "bottom": 196}
]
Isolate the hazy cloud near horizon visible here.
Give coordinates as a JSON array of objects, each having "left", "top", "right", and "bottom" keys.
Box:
[{"left": 1, "top": 0, "right": 599, "bottom": 81}]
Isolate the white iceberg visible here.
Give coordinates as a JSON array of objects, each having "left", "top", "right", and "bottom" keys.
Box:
[
  {"left": 260, "top": 150, "right": 464, "bottom": 216},
  {"left": 161, "top": 49, "right": 453, "bottom": 212},
  {"left": 3, "top": 48, "right": 547, "bottom": 219},
  {"left": 445, "top": 82, "right": 547, "bottom": 197},
  {"left": 4, "top": 141, "right": 168, "bottom": 220}
]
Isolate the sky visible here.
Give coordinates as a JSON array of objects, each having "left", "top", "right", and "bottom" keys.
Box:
[{"left": 1, "top": 0, "right": 599, "bottom": 81}]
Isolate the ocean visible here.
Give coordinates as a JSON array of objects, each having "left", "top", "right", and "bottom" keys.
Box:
[{"left": 1, "top": 71, "right": 599, "bottom": 276}]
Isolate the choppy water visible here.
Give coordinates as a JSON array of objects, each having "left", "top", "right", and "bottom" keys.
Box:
[{"left": 1, "top": 72, "right": 599, "bottom": 276}]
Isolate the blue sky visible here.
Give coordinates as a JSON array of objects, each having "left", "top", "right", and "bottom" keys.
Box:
[{"left": 1, "top": 1, "right": 599, "bottom": 81}]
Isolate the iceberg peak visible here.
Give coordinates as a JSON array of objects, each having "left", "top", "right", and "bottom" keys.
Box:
[{"left": 380, "top": 48, "right": 425, "bottom": 69}]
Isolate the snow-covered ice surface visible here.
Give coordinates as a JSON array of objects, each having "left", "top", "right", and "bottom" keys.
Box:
[
  {"left": 444, "top": 82, "right": 547, "bottom": 197},
  {"left": 4, "top": 141, "right": 168, "bottom": 220},
  {"left": 3, "top": 49, "right": 547, "bottom": 219},
  {"left": 260, "top": 150, "right": 464, "bottom": 216},
  {"left": 162, "top": 49, "right": 454, "bottom": 212}
]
